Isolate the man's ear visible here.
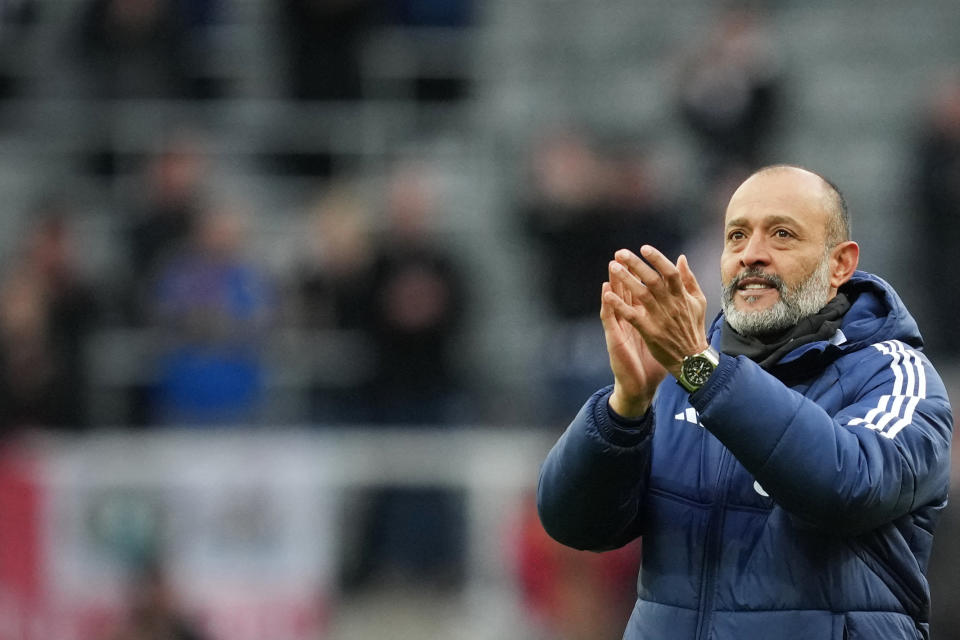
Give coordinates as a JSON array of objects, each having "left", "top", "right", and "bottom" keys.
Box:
[{"left": 830, "top": 241, "right": 860, "bottom": 288}]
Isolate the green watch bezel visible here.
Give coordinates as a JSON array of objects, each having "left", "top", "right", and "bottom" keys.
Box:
[{"left": 678, "top": 346, "right": 720, "bottom": 393}]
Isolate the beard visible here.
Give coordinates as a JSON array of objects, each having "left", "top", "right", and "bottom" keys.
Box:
[{"left": 721, "top": 252, "right": 833, "bottom": 337}]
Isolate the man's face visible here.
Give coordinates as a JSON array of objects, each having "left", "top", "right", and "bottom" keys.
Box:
[{"left": 720, "top": 169, "right": 837, "bottom": 336}]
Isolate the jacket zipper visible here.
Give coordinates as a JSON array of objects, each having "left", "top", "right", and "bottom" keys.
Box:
[{"left": 694, "top": 447, "right": 734, "bottom": 640}]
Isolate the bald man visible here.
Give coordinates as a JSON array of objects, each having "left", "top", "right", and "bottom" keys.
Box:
[{"left": 537, "top": 165, "right": 953, "bottom": 640}]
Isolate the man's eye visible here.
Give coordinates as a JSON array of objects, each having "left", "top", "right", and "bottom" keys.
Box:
[
  {"left": 728, "top": 231, "right": 745, "bottom": 241},
  {"left": 775, "top": 229, "right": 792, "bottom": 238}
]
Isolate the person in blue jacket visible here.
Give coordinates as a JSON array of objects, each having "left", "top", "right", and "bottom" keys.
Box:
[{"left": 538, "top": 165, "right": 953, "bottom": 640}]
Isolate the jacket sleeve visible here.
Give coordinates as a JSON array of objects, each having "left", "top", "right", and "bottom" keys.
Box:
[
  {"left": 537, "top": 386, "right": 654, "bottom": 551},
  {"left": 691, "top": 344, "right": 953, "bottom": 535}
]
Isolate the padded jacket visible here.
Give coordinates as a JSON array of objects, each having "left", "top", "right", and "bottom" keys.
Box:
[{"left": 538, "top": 271, "right": 953, "bottom": 640}]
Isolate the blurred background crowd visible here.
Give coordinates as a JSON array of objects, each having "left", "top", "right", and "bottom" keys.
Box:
[{"left": 0, "top": 0, "right": 959, "bottom": 639}]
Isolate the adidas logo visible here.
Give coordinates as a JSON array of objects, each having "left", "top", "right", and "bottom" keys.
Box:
[
  {"left": 753, "top": 481, "right": 770, "bottom": 498},
  {"left": 675, "top": 407, "right": 703, "bottom": 427}
]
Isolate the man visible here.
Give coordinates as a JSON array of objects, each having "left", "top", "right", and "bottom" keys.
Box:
[{"left": 537, "top": 165, "right": 953, "bottom": 639}]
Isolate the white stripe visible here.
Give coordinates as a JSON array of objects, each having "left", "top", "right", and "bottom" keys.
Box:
[
  {"left": 885, "top": 396, "right": 922, "bottom": 439},
  {"left": 850, "top": 393, "right": 891, "bottom": 427},
  {"left": 686, "top": 407, "right": 698, "bottom": 423},
  {"left": 878, "top": 342, "right": 904, "bottom": 396},
  {"left": 873, "top": 395, "right": 906, "bottom": 431},
  {"left": 907, "top": 347, "right": 927, "bottom": 398},
  {"left": 897, "top": 343, "right": 916, "bottom": 397},
  {"left": 846, "top": 341, "right": 926, "bottom": 439}
]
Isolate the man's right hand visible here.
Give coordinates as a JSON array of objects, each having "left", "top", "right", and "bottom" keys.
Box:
[{"left": 601, "top": 266, "right": 668, "bottom": 418}]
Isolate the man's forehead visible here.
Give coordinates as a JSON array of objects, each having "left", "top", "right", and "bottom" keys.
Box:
[
  {"left": 724, "top": 213, "right": 803, "bottom": 229},
  {"left": 724, "top": 169, "right": 831, "bottom": 226}
]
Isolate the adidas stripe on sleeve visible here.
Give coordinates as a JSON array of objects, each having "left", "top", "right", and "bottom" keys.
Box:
[{"left": 846, "top": 340, "right": 927, "bottom": 439}]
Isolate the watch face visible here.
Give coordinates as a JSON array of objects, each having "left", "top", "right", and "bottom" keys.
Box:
[{"left": 683, "top": 356, "right": 715, "bottom": 386}]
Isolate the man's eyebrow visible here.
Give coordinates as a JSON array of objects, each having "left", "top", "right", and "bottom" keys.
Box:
[{"left": 725, "top": 214, "right": 801, "bottom": 230}]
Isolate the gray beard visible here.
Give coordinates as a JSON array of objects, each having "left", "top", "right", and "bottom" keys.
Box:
[{"left": 721, "top": 254, "right": 833, "bottom": 337}]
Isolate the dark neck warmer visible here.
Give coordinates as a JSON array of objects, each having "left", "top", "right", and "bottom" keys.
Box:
[{"left": 720, "top": 293, "right": 852, "bottom": 370}]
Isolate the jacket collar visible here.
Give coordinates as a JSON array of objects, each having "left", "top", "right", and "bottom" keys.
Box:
[{"left": 708, "top": 270, "right": 923, "bottom": 373}]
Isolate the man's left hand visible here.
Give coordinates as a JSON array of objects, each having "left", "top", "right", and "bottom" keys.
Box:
[{"left": 604, "top": 246, "right": 710, "bottom": 379}]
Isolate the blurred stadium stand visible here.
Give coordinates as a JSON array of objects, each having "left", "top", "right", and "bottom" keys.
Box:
[
  {"left": 0, "top": 1, "right": 954, "bottom": 423},
  {"left": 1, "top": 0, "right": 960, "bottom": 638}
]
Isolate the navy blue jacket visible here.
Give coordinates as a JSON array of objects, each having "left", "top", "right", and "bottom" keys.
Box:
[{"left": 538, "top": 271, "right": 953, "bottom": 639}]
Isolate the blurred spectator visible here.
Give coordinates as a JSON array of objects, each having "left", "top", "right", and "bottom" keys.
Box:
[
  {"left": 0, "top": 209, "right": 98, "bottom": 437},
  {"left": 147, "top": 206, "right": 275, "bottom": 426},
  {"left": 296, "top": 186, "right": 376, "bottom": 423},
  {"left": 522, "top": 131, "right": 682, "bottom": 320},
  {"left": 267, "top": 0, "right": 377, "bottom": 177},
  {"left": 521, "top": 128, "right": 610, "bottom": 321},
  {"left": 101, "top": 560, "right": 209, "bottom": 640},
  {"left": 72, "top": 0, "right": 207, "bottom": 100},
  {"left": 70, "top": 1, "right": 220, "bottom": 177},
  {"left": 911, "top": 75, "right": 960, "bottom": 359},
  {"left": 278, "top": 0, "right": 474, "bottom": 106},
  {"left": 365, "top": 162, "right": 467, "bottom": 425},
  {"left": 605, "top": 151, "right": 684, "bottom": 271},
  {"left": 381, "top": 0, "right": 475, "bottom": 103},
  {"left": 123, "top": 134, "right": 209, "bottom": 325},
  {"left": 675, "top": 4, "right": 782, "bottom": 179},
  {"left": 342, "top": 162, "right": 468, "bottom": 593},
  {"left": 279, "top": 0, "right": 376, "bottom": 101},
  {"left": 512, "top": 493, "right": 640, "bottom": 640},
  {"left": 520, "top": 128, "right": 683, "bottom": 421},
  {"left": 298, "top": 187, "right": 374, "bottom": 332}
]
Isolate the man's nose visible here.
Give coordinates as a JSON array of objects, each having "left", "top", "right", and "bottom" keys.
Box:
[{"left": 740, "top": 235, "right": 771, "bottom": 267}]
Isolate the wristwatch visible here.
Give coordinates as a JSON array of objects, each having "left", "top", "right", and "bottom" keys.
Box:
[{"left": 677, "top": 346, "right": 720, "bottom": 393}]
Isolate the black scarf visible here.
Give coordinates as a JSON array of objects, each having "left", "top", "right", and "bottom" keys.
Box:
[{"left": 720, "top": 293, "right": 852, "bottom": 370}]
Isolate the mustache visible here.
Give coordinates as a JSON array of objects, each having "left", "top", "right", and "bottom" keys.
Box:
[{"left": 727, "top": 268, "right": 785, "bottom": 292}]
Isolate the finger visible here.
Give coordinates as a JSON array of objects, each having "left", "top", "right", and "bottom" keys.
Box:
[
  {"left": 603, "top": 286, "right": 649, "bottom": 334},
  {"left": 677, "top": 254, "right": 705, "bottom": 298},
  {"left": 614, "top": 248, "right": 660, "bottom": 286},
  {"left": 615, "top": 247, "right": 680, "bottom": 297},
  {"left": 609, "top": 261, "right": 628, "bottom": 301},
  {"left": 610, "top": 260, "right": 655, "bottom": 309},
  {"left": 601, "top": 281, "right": 628, "bottom": 325},
  {"left": 638, "top": 245, "right": 683, "bottom": 296},
  {"left": 600, "top": 282, "right": 616, "bottom": 322}
]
